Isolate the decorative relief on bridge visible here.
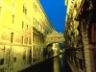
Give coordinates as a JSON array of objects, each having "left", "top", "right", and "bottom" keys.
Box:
[{"left": 45, "top": 31, "right": 65, "bottom": 45}]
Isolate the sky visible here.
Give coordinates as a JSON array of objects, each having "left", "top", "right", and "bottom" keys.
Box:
[{"left": 39, "top": 0, "right": 67, "bottom": 33}]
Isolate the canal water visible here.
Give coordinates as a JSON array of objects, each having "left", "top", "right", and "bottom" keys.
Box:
[
  {"left": 52, "top": 54, "right": 72, "bottom": 72},
  {"left": 21, "top": 54, "right": 72, "bottom": 72}
]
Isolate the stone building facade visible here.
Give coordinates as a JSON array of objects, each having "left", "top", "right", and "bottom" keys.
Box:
[{"left": 64, "top": 0, "right": 96, "bottom": 72}]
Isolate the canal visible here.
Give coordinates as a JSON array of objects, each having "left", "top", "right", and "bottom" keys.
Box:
[{"left": 20, "top": 54, "right": 72, "bottom": 72}]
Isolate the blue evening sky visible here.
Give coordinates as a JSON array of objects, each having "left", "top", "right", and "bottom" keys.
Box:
[{"left": 39, "top": 0, "right": 67, "bottom": 33}]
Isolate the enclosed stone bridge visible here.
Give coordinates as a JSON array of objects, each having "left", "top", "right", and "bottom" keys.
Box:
[{"left": 45, "top": 31, "right": 65, "bottom": 46}]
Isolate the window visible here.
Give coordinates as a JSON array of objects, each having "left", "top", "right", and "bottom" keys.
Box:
[
  {"left": 27, "top": 25, "right": 28, "bottom": 30},
  {"left": 0, "top": 6, "right": 1, "bottom": 14},
  {"left": 25, "top": 8, "right": 27, "bottom": 14},
  {"left": 14, "top": 57, "right": 16, "bottom": 63},
  {"left": 26, "top": 37, "right": 28, "bottom": 44},
  {"left": 46, "top": 31, "right": 48, "bottom": 34},
  {"left": 23, "top": 5, "right": 27, "bottom": 15},
  {"left": 24, "top": 37, "right": 28, "bottom": 44},
  {"left": 79, "top": 59, "right": 83, "bottom": 70},
  {"left": 22, "top": 36, "right": 23, "bottom": 44},
  {"left": 29, "top": 37, "right": 31, "bottom": 44},
  {"left": 33, "top": 2, "right": 38, "bottom": 12},
  {"left": 11, "top": 32, "right": 14, "bottom": 43},
  {"left": 0, "top": 58, "right": 4, "bottom": 65},
  {"left": 12, "top": 15, "right": 15, "bottom": 24},
  {"left": 22, "top": 21, "right": 24, "bottom": 29}
]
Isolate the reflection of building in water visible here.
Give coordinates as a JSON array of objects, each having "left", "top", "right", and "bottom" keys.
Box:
[
  {"left": 0, "top": 0, "right": 54, "bottom": 72},
  {"left": 64, "top": 0, "right": 96, "bottom": 72}
]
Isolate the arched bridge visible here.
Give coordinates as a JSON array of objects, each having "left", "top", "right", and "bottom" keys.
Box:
[{"left": 45, "top": 31, "right": 65, "bottom": 46}]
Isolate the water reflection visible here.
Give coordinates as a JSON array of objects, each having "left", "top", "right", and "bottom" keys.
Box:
[
  {"left": 53, "top": 54, "right": 71, "bottom": 72},
  {"left": 53, "top": 57, "right": 60, "bottom": 72}
]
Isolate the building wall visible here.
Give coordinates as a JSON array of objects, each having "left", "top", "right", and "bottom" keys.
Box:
[
  {"left": 0, "top": 0, "right": 54, "bottom": 72},
  {"left": 64, "top": 0, "right": 91, "bottom": 72},
  {"left": 32, "top": 0, "right": 54, "bottom": 62},
  {"left": 65, "top": 0, "right": 96, "bottom": 72}
]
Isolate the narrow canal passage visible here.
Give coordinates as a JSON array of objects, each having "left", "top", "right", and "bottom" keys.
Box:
[{"left": 21, "top": 54, "right": 72, "bottom": 72}]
